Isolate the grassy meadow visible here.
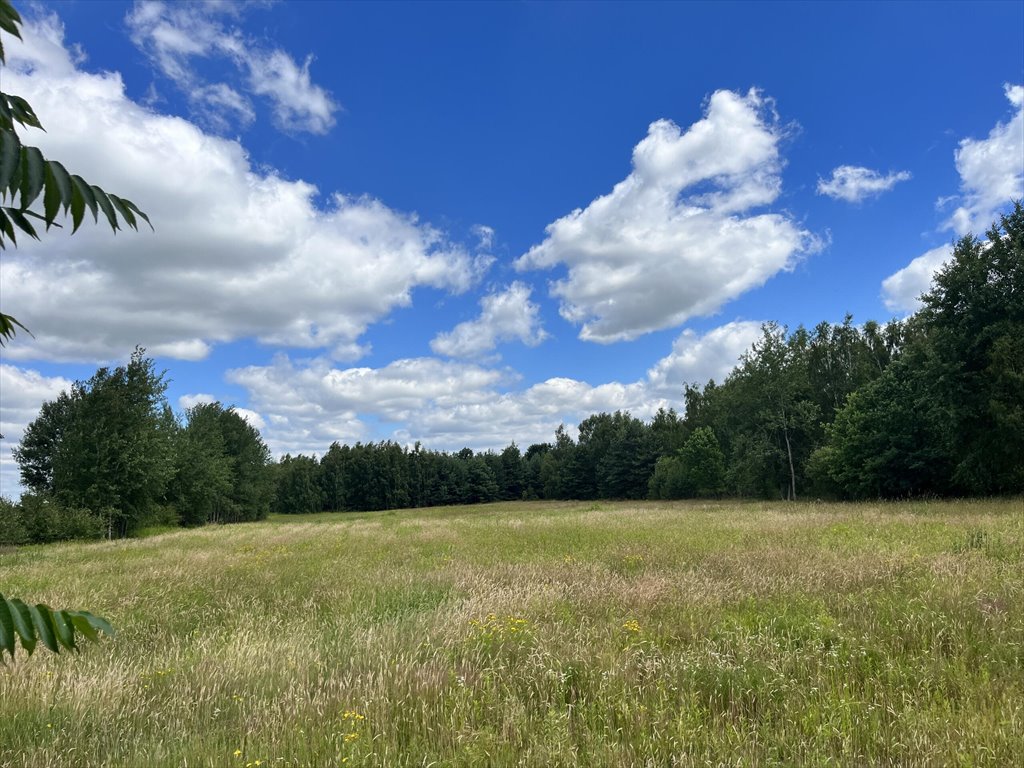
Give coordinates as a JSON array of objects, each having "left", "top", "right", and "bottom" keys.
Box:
[{"left": 1, "top": 498, "right": 1023, "bottom": 767}]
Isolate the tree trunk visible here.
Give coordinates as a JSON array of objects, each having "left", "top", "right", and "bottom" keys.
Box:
[{"left": 782, "top": 424, "right": 796, "bottom": 501}]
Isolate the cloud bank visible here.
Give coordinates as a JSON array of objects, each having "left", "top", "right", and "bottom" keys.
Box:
[
  {"left": 2, "top": 14, "right": 488, "bottom": 364},
  {"left": 227, "top": 320, "right": 764, "bottom": 459}
]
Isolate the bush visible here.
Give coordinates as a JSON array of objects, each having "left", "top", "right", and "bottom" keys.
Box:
[
  {"left": 17, "top": 493, "right": 104, "bottom": 543},
  {"left": 0, "top": 495, "right": 29, "bottom": 546}
]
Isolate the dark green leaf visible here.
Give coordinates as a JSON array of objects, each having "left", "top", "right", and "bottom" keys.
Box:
[
  {"left": 0, "top": 310, "right": 32, "bottom": 344},
  {"left": 8, "top": 598, "right": 36, "bottom": 656},
  {"left": 18, "top": 145, "right": 44, "bottom": 208},
  {"left": 43, "top": 163, "right": 60, "bottom": 228},
  {"left": 122, "top": 198, "right": 153, "bottom": 231},
  {"left": 70, "top": 178, "right": 85, "bottom": 233},
  {"left": 75, "top": 611, "right": 115, "bottom": 639},
  {"left": 7, "top": 207, "right": 39, "bottom": 240},
  {"left": 0, "top": 2, "right": 22, "bottom": 40},
  {"left": 28, "top": 604, "right": 59, "bottom": 654},
  {"left": 71, "top": 175, "right": 98, "bottom": 222},
  {"left": 52, "top": 610, "right": 76, "bottom": 651},
  {"left": 0, "top": 207, "right": 16, "bottom": 246},
  {"left": 68, "top": 614, "right": 100, "bottom": 644},
  {"left": 0, "top": 598, "right": 15, "bottom": 659},
  {"left": 0, "top": 128, "right": 19, "bottom": 198},
  {"left": 108, "top": 194, "right": 137, "bottom": 231},
  {"left": 7, "top": 96, "right": 42, "bottom": 130},
  {"left": 92, "top": 185, "right": 119, "bottom": 231},
  {"left": 47, "top": 160, "right": 72, "bottom": 211}
]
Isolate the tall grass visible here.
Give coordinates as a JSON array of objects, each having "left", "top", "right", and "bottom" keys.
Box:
[{"left": 1, "top": 498, "right": 1022, "bottom": 766}]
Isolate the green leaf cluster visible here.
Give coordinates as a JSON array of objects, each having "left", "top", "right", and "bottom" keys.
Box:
[
  {"left": 0, "top": 592, "right": 113, "bottom": 662},
  {"left": 0, "top": 0, "right": 150, "bottom": 345}
]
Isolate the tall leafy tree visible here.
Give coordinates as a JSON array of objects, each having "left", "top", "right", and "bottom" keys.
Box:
[
  {"left": 918, "top": 203, "right": 1024, "bottom": 493},
  {"left": 648, "top": 426, "right": 726, "bottom": 499},
  {"left": 15, "top": 349, "right": 175, "bottom": 538},
  {"left": 598, "top": 414, "right": 657, "bottom": 499},
  {"left": 650, "top": 407, "right": 688, "bottom": 458},
  {"left": 169, "top": 403, "right": 233, "bottom": 526},
  {"left": 678, "top": 427, "right": 726, "bottom": 497},
  {"left": 498, "top": 443, "right": 524, "bottom": 500},
  {"left": 273, "top": 454, "right": 323, "bottom": 515},
  {"left": 812, "top": 353, "right": 954, "bottom": 498},
  {"left": 217, "top": 407, "right": 273, "bottom": 522}
]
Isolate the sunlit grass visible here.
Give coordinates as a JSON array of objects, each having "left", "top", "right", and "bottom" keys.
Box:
[{"left": 1, "top": 498, "right": 1022, "bottom": 766}]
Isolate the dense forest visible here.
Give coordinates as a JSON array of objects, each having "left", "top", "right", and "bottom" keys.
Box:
[{"left": 2, "top": 204, "right": 1021, "bottom": 543}]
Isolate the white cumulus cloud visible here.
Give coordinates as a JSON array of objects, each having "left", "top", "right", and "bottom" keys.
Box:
[
  {"left": 646, "top": 320, "right": 765, "bottom": 395},
  {"left": 880, "top": 246, "right": 950, "bottom": 313},
  {"left": 1, "top": 15, "right": 487, "bottom": 364},
  {"left": 946, "top": 83, "right": 1024, "bottom": 235},
  {"left": 430, "top": 282, "right": 548, "bottom": 359},
  {"left": 516, "top": 88, "right": 814, "bottom": 343},
  {"left": 817, "top": 165, "right": 911, "bottom": 202},
  {"left": 880, "top": 245, "right": 952, "bottom": 313}
]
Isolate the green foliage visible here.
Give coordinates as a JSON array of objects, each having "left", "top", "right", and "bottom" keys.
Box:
[
  {"left": 678, "top": 426, "right": 726, "bottom": 497},
  {"left": 498, "top": 443, "right": 524, "bottom": 500},
  {"left": 918, "top": 203, "right": 1024, "bottom": 493},
  {"left": 273, "top": 454, "right": 323, "bottom": 515},
  {"left": 0, "top": 493, "right": 103, "bottom": 545},
  {"left": 0, "top": 495, "right": 28, "bottom": 545},
  {"left": 0, "top": 0, "right": 150, "bottom": 345},
  {"left": 648, "top": 427, "right": 725, "bottom": 499},
  {"left": 0, "top": 592, "right": 113, "bottom": 662},
  {"left": 812, "top": 358, "right": 953, "bottom": 498},
  {"left": 170, "top": 404, "right": 234, "bottom": 526},
  {"left": 14, "top": 349, "right": 175, "bottom": 537},
  {"left": 650, "top": 407, "right": 687, "bottom": 456},
  {"left": 813, "top": 203, "right": 1024, "bottom": 499}
]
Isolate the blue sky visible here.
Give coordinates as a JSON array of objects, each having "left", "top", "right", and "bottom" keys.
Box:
[{"left": 1, "top": 0, "right": 1022, "bottom": 495}]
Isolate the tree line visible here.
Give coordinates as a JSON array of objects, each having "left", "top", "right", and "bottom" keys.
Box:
[
  {"left": 2, "top": 205, "right": 1020, "bottom": 542},
  {"left": 272, "top": 204, "right": 1023, "bottom": 510}
]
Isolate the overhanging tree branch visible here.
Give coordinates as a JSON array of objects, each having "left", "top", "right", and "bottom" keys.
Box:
[{"left": 0, "top": 0, "right": 151, "bottom": 345}]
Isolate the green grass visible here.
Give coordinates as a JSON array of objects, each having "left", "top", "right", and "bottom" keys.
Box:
[{"left": 1, "top": 498, "right": 1023, "bottom": 767}]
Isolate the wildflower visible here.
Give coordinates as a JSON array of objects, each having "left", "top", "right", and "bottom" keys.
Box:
[
  {"left": 623, "top": 619, "right": 641, "bottom": 633},
  {"left": 344, "top": 732, "right": 360, "bottom": 743},
  {"left": 233, "top": 749, "right": 242, "bottom": 757}
]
